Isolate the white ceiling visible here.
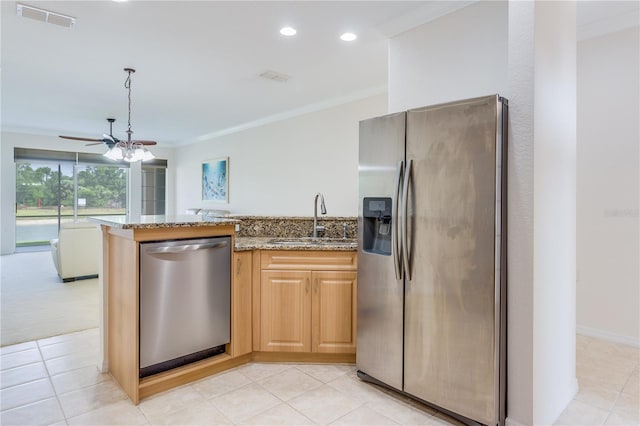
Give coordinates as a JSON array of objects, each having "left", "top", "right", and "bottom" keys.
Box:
[
  {"left": 2, "top": 1, "right": 638, "bottom": 148},
  {"left": 1, "top": 0, "right": 438, "bottom": 147}
]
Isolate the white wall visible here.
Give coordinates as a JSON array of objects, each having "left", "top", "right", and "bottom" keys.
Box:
[
  {"left": 0, "top": 131, "right": 176, "bottom": 254},
  {"left": 173, "top": 94, "right": 387, "bottom": 217},
  {"left": 577, "top": 27, "right": 640, "bottom": 345},
  {"left": 506, "top": 4, "right": 535, "bottom": 423},
  {"left": 531, "top": 2, "right": 577, "bottom": 423},
  {"left": 388, "top": 0, "right": 507, "bottom": 113},
  {"left": 389, "top": 1, "right": 578, "bottom": 424}
]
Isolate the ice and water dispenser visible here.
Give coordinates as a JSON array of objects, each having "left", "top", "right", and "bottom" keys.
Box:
[{"left": 362, "top": 197, "right": 393, "bottom": 256}]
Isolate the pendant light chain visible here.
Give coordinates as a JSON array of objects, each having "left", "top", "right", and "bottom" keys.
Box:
[
  {"left": 102, "top": 67, "right": 154, "bottom": 162},
  {"left": 124, "top": 68, "right": 135, "bottom": 142}
]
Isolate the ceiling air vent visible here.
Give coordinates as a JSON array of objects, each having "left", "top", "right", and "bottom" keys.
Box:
[
  {"left": 16, "top": 3, "right": 76, "bottom": 29},
  {"left": 259, "top": 70, "right": 291, "bottom": 83}
]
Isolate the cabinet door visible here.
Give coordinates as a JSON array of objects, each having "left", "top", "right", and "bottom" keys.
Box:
[
  {"left": 312, "top": 271, "right": 357, "bottom": 354},
  {"left": 232, "top": 251, "right": 252, "bottom": 357},
  {"left": 260, "top": 270, "right": 311, "bottom": 352}
]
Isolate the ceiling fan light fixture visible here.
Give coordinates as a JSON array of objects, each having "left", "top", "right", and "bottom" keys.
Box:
[
  {"left": 122, "top": 146, "right": 141, "bottom": 163},
  {"left": 104, "top": 68, "right": 156, "bottom": 163},
  {"left": 123, "top": 152, "right": 138, "bottom": 163},
  {"left": 104, "top": 146, "right": 124, "bottom": 161},
  {"left": 140, "top": 148, "right": 155, "bottom": 161},
  {"left": 104, "top": 143, "right": 155, "bottom": 163},
  {"left": 60, "top": 72, "right": 158, "bottom": 160}
]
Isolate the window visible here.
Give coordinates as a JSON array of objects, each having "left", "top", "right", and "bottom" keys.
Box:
[
  {"left": 14, "top": 149, "right": 127, "bottom": 247},
  {"left": 14, "top": 148, "right": 167, "bottom": 247},
  {"left": 141, "top": 166, "right": 166, "bottom": 215}
]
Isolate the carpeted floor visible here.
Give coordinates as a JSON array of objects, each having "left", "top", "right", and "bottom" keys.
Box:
[{"left": 0, "top": 250, "right": 98, "bottom": 346}]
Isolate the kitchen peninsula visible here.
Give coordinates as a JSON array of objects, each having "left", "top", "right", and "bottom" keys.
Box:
[{"left": 92, "top": 215, "right": 357, "bottom": 404}]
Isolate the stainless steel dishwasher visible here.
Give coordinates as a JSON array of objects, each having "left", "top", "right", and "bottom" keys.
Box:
[{"left": 139, "top": 236, "right": 231, "bottom": 378}]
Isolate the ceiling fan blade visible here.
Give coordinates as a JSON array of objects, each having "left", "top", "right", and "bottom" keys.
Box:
[
  {"left": 132, "top": 140, "right": 158, "bottom": 145},
  {"left": 85, "top": 142, "right": 104, "bottom": 146},
  {"left": 59, "top": 135, "right": 103, "bottom": 142}
]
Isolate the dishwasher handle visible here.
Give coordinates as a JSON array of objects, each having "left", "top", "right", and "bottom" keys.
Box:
[{"left": 145, "top": 240, "right": 228, "bottom": 254}]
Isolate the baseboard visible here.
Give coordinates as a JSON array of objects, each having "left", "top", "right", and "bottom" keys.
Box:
[
  {"left": 547, "top": 378, "right": 579, "bottom": 425},
  {"left": 506, "top": 416, "right": 527, "bottom": 426},
  {"left": 505, "top": 377, "right": 578, "bottom": 426},
  {"left": 577, "top": 325, "right": 640, "bottom": 348},
  {"left": 252, "top": 351, "right": 356, "bottom": 364}
]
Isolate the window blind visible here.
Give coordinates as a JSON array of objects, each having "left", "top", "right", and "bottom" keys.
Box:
[{"left": 14, "top": 148, "right": 167, "bottom": 167}]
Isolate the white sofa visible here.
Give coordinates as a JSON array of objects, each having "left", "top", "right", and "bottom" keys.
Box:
[{"left": 50, "top": 222, "right": 101, "bottom": 282}]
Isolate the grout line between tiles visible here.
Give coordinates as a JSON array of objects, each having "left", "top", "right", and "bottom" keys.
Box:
[
  {"left": 3, "top": 328, "right": 638, "bottom": 425},
  {"left": 0, "top": 359, "right": 44, "bottom": 375},
  {"left": 601, "top": 372, "right": 630, "bottom": 425},
  {"left": 284, "top": 401, "right": 318, "bottom": 426},
  {"left": 34, "top": 337, "right": 67, "bottom": 422}
]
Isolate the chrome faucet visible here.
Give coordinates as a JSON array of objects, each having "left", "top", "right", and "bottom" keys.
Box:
[{"left": 313, "top": 192, "right": 327, "bottom": 238}]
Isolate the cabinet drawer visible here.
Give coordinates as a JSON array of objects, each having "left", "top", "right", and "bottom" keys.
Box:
[{"left": 261, "top": 250, "right": 357, "bottom": 271}]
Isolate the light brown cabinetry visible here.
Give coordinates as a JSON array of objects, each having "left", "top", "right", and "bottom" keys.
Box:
[
  {"left": 312, "top": 270, "right": 357, "bottom": 354},
  {"left": 103, "top": 225, "right": 252, "bottom": 404},
  {"left": 232, "top": 251, "right": 253, "bottom": 357},
  {"left": 260, "top": 270, "right": 312, "bottom": 352},
  {"left": 102, "top": 225, "right": 356, "bottom": 404},
  {"left": 256, "top": 251, "right": 357, "bottom": 355}
]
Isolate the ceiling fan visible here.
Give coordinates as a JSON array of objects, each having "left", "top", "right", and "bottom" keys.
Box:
[
  {"left": 59, "top": 117, "right": 157, "bottom": 148},
  {"left": 58, "top": 68, "right": 157, "bottom": 162}
]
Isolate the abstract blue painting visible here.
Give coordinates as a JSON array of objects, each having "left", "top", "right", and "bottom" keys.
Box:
[{"left": 202, "top": 157, "right": 228, "bottom": 202}]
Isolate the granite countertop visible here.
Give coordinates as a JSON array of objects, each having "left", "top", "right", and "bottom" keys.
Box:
[
  {"left": 229, "top": 215, "right": 356, "bottom": 220},
  {"left": 90, "top": 215, "right": 358, "bottom": 251},
  {"left": 89, "top": 215, "right": 239, "bottom": 229},
  {"left": 235, "top": 237, "right": 357, "bottom": 251}
]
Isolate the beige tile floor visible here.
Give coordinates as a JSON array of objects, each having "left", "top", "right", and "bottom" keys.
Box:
[
  {"left": 555, "top": 335, "right": 639, "bottom": 426},
  {"left": 0, "top": 329, "right": 638, "bottom": 425}
]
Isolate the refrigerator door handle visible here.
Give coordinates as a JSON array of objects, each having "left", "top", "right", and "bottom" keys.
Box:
[
  {"left": 393, "top": 160, "right": 404, "bottom": 280},
  {"left": 401, "top": 159, "right": 412, "bottom": 280}
]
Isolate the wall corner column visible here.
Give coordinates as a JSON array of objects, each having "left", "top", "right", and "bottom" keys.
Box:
[{"left": 507, "top": 1, "right": 578, "bottom": 424}]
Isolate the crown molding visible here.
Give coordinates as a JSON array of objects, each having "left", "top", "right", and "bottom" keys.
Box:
[
  {"left": 377, "top": 1, "right": 477, "bottom": 38},
  {"left": 578, "top": 3, "right": 639, "bottom": 41},
  {"left": 183, "top": 85, "right": 387, "bottom": 146}
]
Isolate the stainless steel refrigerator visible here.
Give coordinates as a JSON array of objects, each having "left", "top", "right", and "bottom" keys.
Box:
[{"left": 357, "top": 94, "right": 507, "bottom": 426}]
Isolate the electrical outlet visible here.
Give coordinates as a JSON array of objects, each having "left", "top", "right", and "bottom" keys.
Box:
[{"left": 235, "top": 224, "right": 240, "bottom": 232}]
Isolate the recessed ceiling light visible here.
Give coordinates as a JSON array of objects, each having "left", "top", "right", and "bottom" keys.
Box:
[
  {"left": 280, "top": 27, "right": 297, "bottom": 36},
  {"left": 340, "top": 32, "right": 357, "bottom": 42}
]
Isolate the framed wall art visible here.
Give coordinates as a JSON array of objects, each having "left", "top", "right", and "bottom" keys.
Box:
[{"left": 202, "top": 157, "right": 229, "bottom": 203}]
